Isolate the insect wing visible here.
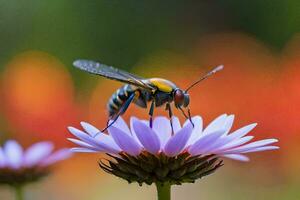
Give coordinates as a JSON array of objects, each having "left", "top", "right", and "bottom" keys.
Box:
[{"left": 73, "top": 59, "right": 155, "bottom": 90}]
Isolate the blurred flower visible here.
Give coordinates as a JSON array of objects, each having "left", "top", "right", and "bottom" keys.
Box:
[
  {"left": 68, "top": 114, "right": 278, "bottom": 186},
  {"left": 0, "top": 140, "right": 72, "bottom": 187},
  {"left": 1, "top": 51, "right": 79, "bottom": 146}
]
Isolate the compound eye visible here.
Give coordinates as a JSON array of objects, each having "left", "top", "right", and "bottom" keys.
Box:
[
  {"left": 183, "top": 94, "right": 190, "bottom": 107},
  {"left": 174, "top": 89, "right": 184, "bottom": 103}
]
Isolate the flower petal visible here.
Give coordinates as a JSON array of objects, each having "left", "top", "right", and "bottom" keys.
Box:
[
  {"left": 71, "top": 147, "right": 98, "bottom": 153},
  {"left": 24, "top": 142, "right": 54, "bottom": 167},
  {"left": 214, "top": 136, "right": 254, "bottom": 153},
  {"left": 153, "top": 116, "right": 172, "bottom": 147},
  {"left": 223, "top": 139, "right": 278, "bottom": 154},
  {"left": 202, "top": 114, "right": 227, "bottom": 135},
  {"left": 110, "top": 117, "right": 131, "bottom": 135},
  {"left": 241, "top": 146, "right": 279, "bottom": 153},
  {"left": 40, "top": 148, "right": 72, "bottom": 166},
  {"left": 4, "top": 140, "right": 23, "bottom": 169},
  {"left": 190, "top": 115, "right": 234, "bottom": 152},
  {"left": 68, "top": 127, "right": 121, "bottom": 154},
  {"left": 223, "top": 115, "right": 234, "bottom": 135},
  {"left": 227, "top": 123, "right": 257, "bottom": 140},
  {"left": 130, "top": 117, "right": 143, "bottom": 146},
  {"left": 132, "top": 119, "right": 161, "bottom": 154},
  {"left": 171, "top": 116, "right": 181, "bottom": 133},
  {"left": 185, "top": 116, "right": 203, "bottom": 146},
  {"left": 67, "top": 138, "right": 102, "bottom": 151},
  {"left": 199, "top": 135, "right": 235, "bottom": 154},
  {"left": 188, "top": 129, "right": 225, "bottom": 156},
  {"left": 164, "top": 123, "right": 193, "bottom": 157},
  {"left": 0, "top": 147, "right": 6, "bottom": 167},
  {"left": 109, "top": 126, "right": 142, "bottom": 156},
  {"left": 222, "top": 154, "right": 250, "bottom": 162},
  {"left": 80, "top": 122, "right": 100, "bottom": 137}
]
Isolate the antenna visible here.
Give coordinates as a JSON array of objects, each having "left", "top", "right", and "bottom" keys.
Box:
[{"left": 185, "top": 65, "right": 224, "bottom": 92}]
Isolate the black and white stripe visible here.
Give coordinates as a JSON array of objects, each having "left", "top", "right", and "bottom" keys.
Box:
[{"left": 107, "top": 84, "right": 135, "bottom": 117}]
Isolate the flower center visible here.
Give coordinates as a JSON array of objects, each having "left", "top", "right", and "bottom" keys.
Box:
[
  {"left": 99, "top": 151, "right": 223, "bottom": 186},
  {"left": 0, "top": 167, "right": 50, "bottom": 186}
]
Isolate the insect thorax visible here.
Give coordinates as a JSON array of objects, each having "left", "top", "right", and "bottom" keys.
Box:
[{"left": 146, "top": 78, "right": 177, "bottom": 93}]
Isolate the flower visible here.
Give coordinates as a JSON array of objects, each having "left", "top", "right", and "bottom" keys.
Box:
[
  {"left": 0, "top": 140, "right": 72, "bottom": 187},
  {"left": 68, "top": 114, "right": 279, "bottom": 185}
]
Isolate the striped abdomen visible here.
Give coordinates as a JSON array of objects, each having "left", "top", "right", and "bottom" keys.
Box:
[{"left": 107, "top": 84, "right": 136, "bottom": 118}]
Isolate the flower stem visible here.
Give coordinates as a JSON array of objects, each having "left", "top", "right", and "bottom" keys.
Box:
[
  {"left": 155, "top": 183, "right": 171, "bottom": 200},
  {"left": 14, "top": 185, "right": 24, "bottom": 200}
]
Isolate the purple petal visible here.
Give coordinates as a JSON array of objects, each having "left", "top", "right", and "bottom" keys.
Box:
[
  {"left": 205, "top": 123, "right": 257, "bottom": 154},
  {"left": 223, "top": 115, "right": 235, "bottom": 135},
  {"left": 24, "top": 142, "right": 54, "bottom": 167},
  {"left": 93, "top": 132, "right": 121, "bottom": 150},
  {"left": 227, "top": 123, "right": 257, "bottom": 140},
  {"left": 80, "top": 122, "right": 100, "bottom": 137},
  {"left": 0, "top": 147, "right": 6, "bottom": 167},
  {"left": 202, "top": 114, "right": 227, "bottom": 135},
  {"left": 4, "top": 140, "right": 23, "bottom": 169},
  {"left": 130, "top": 117, "right": 143, "bottom": 146},
  {"left": 185, "top": 116, "right": 203, "bottom": 146},
  {"left": 68, "top": 126, "right": 121, "bottom": 154},
  {"left": 108, "top": 126, "right": 142, "bottom": 156},
  {"left": 132, "top": 119, "right": 160, "bottom": 154},
  {"left": 196, "top": 115, "right": 234, "bottom": 152},
  {"left": 171, "top": 116, "right": 181, "bottom": 133},
  {"left": 222, "top": 154, "right": 250, "bottom": 162},
  {"left": 67, "top": 138, "right": 102, "bottom": 151},
  {"left": 200, "top": 135, "right": 235, "bottom": 154},
  {"left": 241, "top": 146, "right": 279, "bottom": 153},
  {"left": 110, "top": 117, "right": 131, "bottom": 135},
  {"left": 223, "top": 139, "right": 278, "bottom": 154},
  {"left": 188, "top": 129, "right": 225, "bottom": 156},
  {"left": 71, "top": 147, "right": 98, "bottom": 153},
  {"left": 84, "top": 126, "right": 113, "bottom": 142},
  {"left": 153, "top": 117, "right": 172, "bottom": 147},
  {"left": 214, "top": 136, "right": 254, "bottom": 153},
  {"left": 40, "top": 148, "right": 72, "bottom": 166},
  {"left": 164, "top": 123, "right": 193, "bottom": 157}
]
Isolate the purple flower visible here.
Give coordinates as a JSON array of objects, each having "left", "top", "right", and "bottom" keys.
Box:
[
  {"left": 69, "top": 114, "right": 278, "bottom": 185},
  {"left": 68, "top": 114, "right": 278, "bottom": 185},
  {"left": 0, "top": 140, "right": 72, "bottom": 186},
  {"left": 68, "top": 114, "right": 278, "bottom": 161}
]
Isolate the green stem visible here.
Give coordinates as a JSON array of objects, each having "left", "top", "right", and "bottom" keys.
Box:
[
  {"left": 155, "top": 183, "right": 171, "bottom": 200},
  {"left": 14, "top": 185, "right": 24, "bottom": 200}
]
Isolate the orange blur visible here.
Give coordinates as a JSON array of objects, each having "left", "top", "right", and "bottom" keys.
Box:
[{"left": 1, "top": 51, "right": 80, "bottom": 146}]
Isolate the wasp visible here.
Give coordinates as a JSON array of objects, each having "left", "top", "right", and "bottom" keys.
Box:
[{"left": 73, "top": 60, "right": 223, "bottom": 133}]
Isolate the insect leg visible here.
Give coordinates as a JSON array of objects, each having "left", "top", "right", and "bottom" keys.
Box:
[
  {"left": 179, "top": 107, "right": 188, "bottom": 119},
  {"left": 178, "top": 107, "right": 194, "bottom": 127},
  {"left": 101, "top": 115, "right": 120, "bottom": 134},
  {"left": 187, "top": 107, "right": 194, "bottom": 127},
  {"left": 166, "top": 103, "right": 174, "bottom": 135},
  {"left": 99, "top": 92, "right": 137, "bottom": 134},
  {"left": 149, "top": 99, "right": 155, "bottom": 128}
]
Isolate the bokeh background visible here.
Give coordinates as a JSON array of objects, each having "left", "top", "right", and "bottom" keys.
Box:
[{"left": 0, "top": 1, "right": 300, "bottom": 199}]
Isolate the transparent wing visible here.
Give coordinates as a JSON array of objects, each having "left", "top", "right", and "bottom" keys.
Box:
[{"left": 73, "top": 59, "right": 155, "bottom": 90}]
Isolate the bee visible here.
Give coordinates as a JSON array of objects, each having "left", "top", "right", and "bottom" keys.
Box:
[{"left": 73, "top": 59, "right": 223, "bottom": 133}]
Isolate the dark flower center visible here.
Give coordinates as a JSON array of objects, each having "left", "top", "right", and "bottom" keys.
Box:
[
  {"left": 99, "top": 151, "right": 223, "bottom": 186},
  {"left": 0, "top": 167, "right": 50, "bottom": 187}
]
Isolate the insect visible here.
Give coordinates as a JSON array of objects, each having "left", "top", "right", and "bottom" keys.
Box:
[{"left": 73, "top": 59, "right": 223, "bottom": 133}]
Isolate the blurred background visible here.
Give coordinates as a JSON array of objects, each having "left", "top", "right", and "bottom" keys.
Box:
[{"left": 0, "top": 1, "right": 299, "bottom": 199}]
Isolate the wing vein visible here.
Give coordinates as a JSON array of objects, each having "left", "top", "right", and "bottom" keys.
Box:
[{"left": 73, "top": 59, "right": 155, "bottom": 91}]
